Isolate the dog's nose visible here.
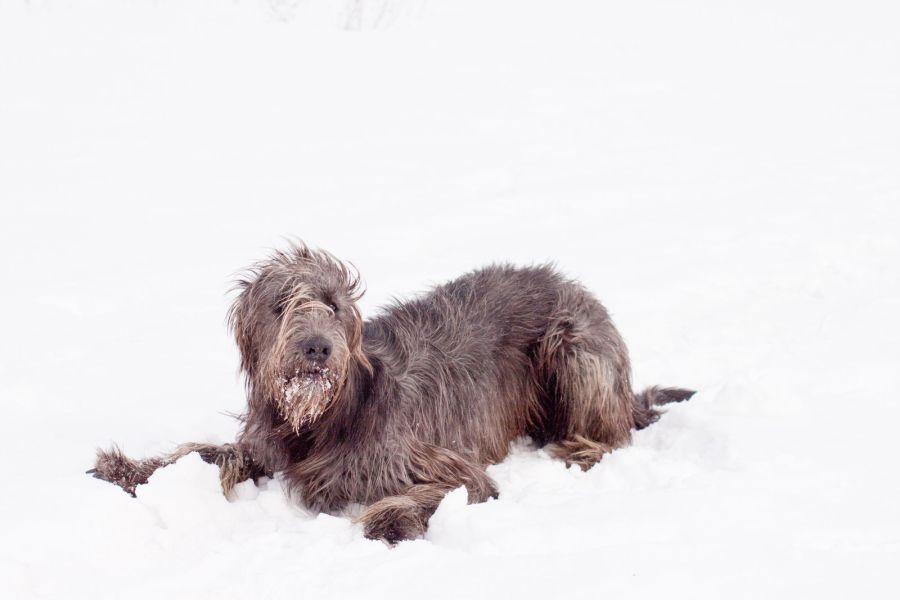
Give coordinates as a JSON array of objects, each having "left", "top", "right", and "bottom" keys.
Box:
[{"left": 300, "top": 336, "right": 332, "bottom": 363}]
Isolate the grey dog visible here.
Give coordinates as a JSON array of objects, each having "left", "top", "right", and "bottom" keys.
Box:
[{"left": 90, "top": 243, "right": 693, "bottom": 543}]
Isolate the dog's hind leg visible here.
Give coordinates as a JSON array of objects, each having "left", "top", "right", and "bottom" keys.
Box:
[
  {"left": 540, "top": 346, "right": 634, "bottom": 470},
  {"left": 89, "top": 442, "right": 263, "bottom": 497},
  {"left": 535, "top": 289, "right": 636, "bottom": 470},
  {"left": 357, "top": 443, "right": 498, "bottom": 544},
  {"left": 545, "top": 435, "right": 619, "bottom": 470},
  {"left": 536, "top": 288, "right": 695, "bottom": 470}
]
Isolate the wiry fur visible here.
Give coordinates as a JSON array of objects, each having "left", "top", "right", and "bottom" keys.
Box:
[
  {"left": 91, "top": 242, "right": 694, "bottom": 543},
  {"left": 90, "top": 443, "right": 262, "bottom": 497}
]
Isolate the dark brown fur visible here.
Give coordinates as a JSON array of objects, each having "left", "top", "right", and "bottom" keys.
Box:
[{"left": 91, "top": 243, "right": 693, "bottom": 543}]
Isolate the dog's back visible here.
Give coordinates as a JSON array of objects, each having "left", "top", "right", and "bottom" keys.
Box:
[{"left": 360, "top": 264, "right": 566, "bottom": 464}]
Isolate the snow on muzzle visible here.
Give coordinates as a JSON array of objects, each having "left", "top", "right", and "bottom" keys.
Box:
[{"left": 275, "top": 366, "right": 340, "bottom": 433}]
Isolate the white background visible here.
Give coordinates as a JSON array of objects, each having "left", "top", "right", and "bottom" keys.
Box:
[{"left": 1, "top": 1, "right": 898, "bottom": 598}]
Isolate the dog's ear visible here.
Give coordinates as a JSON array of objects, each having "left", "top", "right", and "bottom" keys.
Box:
[{"left": 227, "top": 280, "right": 257, "bottom": 374}]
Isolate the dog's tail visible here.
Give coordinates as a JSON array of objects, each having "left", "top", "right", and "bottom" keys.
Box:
[{"left": 632, "top": 386, "right": 695, "bottom": 430}]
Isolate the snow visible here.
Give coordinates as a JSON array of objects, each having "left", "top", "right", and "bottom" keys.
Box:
[{"left": 1, "top": 0, "right": 899, "bottom": 598}]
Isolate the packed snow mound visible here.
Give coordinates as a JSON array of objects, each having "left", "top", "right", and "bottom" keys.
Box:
[{"left": 2, "top": 1, "right": 899, "bottom": 599}]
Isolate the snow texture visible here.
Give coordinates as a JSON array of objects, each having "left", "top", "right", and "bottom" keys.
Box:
[{"left": 1, "top": 1, "right": 899, "bottom": 598}]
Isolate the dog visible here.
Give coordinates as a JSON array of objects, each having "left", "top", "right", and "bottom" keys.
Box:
[{"left": 90, "top": 243, "right": 693, "bottom": 543}]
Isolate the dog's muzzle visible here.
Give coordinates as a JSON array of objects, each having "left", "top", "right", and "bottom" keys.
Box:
[{"left": 275, "top": 366, "right": 340, "bottom": 432}]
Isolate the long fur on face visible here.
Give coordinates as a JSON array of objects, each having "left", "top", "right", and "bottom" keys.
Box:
[{"left": 227, "top": 244, "right": 370, "bottom": 431}]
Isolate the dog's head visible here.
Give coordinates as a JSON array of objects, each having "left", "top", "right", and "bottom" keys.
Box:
[{"left": 228, "top": 243, "right": 367, "bottom": 431}]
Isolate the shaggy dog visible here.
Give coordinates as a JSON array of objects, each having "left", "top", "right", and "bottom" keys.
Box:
[{"left": 90, "top": 243, "right": 693, "bottom": 543}]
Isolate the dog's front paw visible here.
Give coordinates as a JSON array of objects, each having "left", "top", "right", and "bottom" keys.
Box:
[
  {"left": 87, "top": 446, "right": 149, "bottom": 496},
  {"left": 359, "top": 498, "right": 428, "bottom": 545}
]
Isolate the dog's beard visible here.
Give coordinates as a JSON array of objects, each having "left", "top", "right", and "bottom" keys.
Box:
[{"left": 275, "top": 366, "right": 340, "bottom": 433}]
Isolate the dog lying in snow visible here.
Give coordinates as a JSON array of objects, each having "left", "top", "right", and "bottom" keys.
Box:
[{"left": 90, "top": 243, "right": 693, "bottom": 543}]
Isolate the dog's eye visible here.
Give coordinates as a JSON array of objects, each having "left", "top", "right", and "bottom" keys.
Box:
[
  {"left": 328, "top": 302, "right": 338, "bottom": 313},
  {"left": 271, "top": 302, "right": 284, "bottom": 317}
]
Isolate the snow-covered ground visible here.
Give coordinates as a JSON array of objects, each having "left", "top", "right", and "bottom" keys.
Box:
[{"left": 2, "top": 1, "right": 899, "bottom": 598}]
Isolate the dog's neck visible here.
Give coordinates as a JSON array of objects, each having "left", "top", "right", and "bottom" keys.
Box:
[{"left": 310, "top": 351, "right": 381, "bottom": 440}]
